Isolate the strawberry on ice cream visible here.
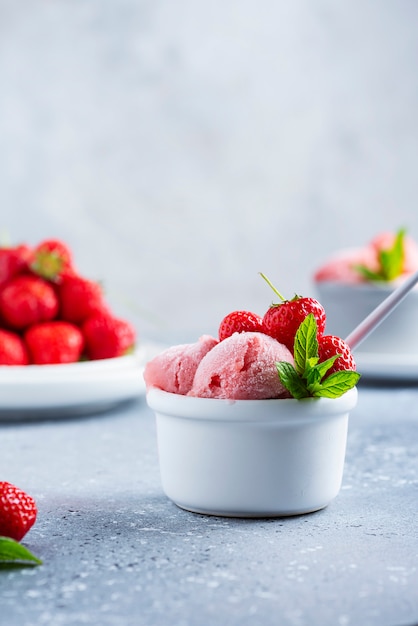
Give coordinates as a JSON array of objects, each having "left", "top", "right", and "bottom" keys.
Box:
[
  {"left": 145, "top": 274, "right": 359, "bottom": 402},
  {"left": 144, "top": 335, "right": 219, "bottom": 395},
  {"left": 188, "top": 332, "right": 294, "bottom": 400}
]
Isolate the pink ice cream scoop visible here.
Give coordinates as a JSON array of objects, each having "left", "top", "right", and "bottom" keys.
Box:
[
  {"left": 188, "top": 331, "right": 294, "bottom": 400},
  {"left": 144, "top": 335, "right": 218, "bottom": 395},
  {"left": 313, "top": 247, "right": 377, "bottom": 284},
  {"left": 314, "top": 232, "right": 418, "bottom": 284},
  {"left": 369, "top": 231, "right": 418, "bottom": 274}
]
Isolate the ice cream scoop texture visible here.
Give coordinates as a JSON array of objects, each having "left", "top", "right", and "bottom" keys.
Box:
[
  {"left": 314, "top": 231, "right": 418, "bottom": 284},
  {"left": 143, "top": 334, "right": 218, "bottom": 395},
  {"left": 189, "top": 332, "right": 294, "bottom": 399},
  {"left": 144, "top": 332, "right": 294, "bottom": 400}
]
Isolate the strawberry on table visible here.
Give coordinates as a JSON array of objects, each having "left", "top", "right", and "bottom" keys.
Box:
[
  {"left": 25, "top": 321, "right": 84, "bottom": 365},
  {"left": 0, "top": 275, "right": 59, "bottom": 330},
  {"left": 218, "top": 310, "right": 264, "bottom": 341},
  {"left": 0, "top": 329, "right": 29, "bottom": 365},
  {"left": 82, "top": 312, "right": 136, "bottom": 360},
  {"left": 318, "top": 335, "right": 356, "bottom": 377},
  {"left": 30, "top": 238, "right": 74, "bottom": 283},
  {"left": 260, "top": 273, "right": 326, "bottom": 352},
  {"left": 59, "top": 274, "right": 108, "bottom": 324},
  {"left": 0, "top": 481, "right": 37, "bottom": 541}
]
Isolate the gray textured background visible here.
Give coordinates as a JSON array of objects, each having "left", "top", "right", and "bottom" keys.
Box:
[{"left": 1, "top": 0, "right": 418, "bottom": 342}]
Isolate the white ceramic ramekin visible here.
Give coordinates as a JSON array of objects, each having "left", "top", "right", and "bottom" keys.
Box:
[
  {"left": 315, "top": 282, "right": 418, "bottom": 355},
  {"left": 146, "top": 387, "right": 358, "bottom": 518}
]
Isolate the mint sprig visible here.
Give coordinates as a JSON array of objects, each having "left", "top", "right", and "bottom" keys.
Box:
[
  {"left": 355, "top": 228, "right": 406, "bottom": 282},
  {"left": 0, "top": 536, "right": 42, "bottom": 568},
  {"left": 276, "top": 314, "right": 360, "bottom": 399}
]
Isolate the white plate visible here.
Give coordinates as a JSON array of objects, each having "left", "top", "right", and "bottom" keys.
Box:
[
  {"left": 0, "top": 342, "right": 162, "bottom": 419},
  {"left": 355, "top": 352, "right": 418, "bottom": 381}
]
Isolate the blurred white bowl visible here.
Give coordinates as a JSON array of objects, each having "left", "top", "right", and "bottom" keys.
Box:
[
  {"left": 146, "top": 387, "right": 358, "bottom": 518},
  {"left": 316, "top": 282, "right": 418, "bottom": 355}
]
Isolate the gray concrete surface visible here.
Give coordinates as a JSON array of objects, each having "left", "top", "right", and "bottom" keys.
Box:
[{"left": 1, "top": 385, "right": 418, "bottom": 626}]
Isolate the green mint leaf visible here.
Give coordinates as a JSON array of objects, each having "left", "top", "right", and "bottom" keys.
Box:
[
  {"left": 379, "top": 228, "right": 405, "bottom": 280},
  {"left": 276, "top": 361, "right": 310, "bottom": 399},
  {"left": 311, "top": 371, "right": 361, "bottom": 398},
  {"left": 293, "top": 313, "right": 319, "bottom": 375},
  {"left": 355, "top": 228, "right": 406, "bottom": 282},
  {"left": 314, "top": 354, "right": 340, "bottom": 380},
  {"left": 305, "top": 377, "right": 323, "bottom": 397},
  {"left": 275, "top": 314, "right": 361, "bottom": 400},
  {"left": 0, "top": 536, "right": 42, "bottom": 567},
  {"left": 305, "top": 361, "right": 322, "bottom": 388},
  {"left": 354, "top": 265, "right": 385, "bottom": 282}
]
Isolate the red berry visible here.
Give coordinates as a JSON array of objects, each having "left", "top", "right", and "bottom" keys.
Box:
[
  {"left": 0, "top": 244, "right": 32, "bottom": 287},
  {"left": 58, "top": 274, "right": 107, "bottom": 324},
  {"left": 0, "top": 329, "right": 29, "bottom": 365},
  {"left": 82, "top": 313, "right": 136, "bottom": 360},
  {"left": 0, "top": 481, "right": 37, "bottom": 541},
  {"left": 263, "top": 296, "right": 326, "bottom": 352},
  {"left": 25, "top": 321, "right": 84, "bottom": 365},
  {"left": 218, "top": 310, "right": 264, "bottom": 341},
  {"left": 30, "top": 238, "right": 74, "bottom": 282},
  {"left": 0, "top": 275, "right": 59, "bottom": 330},
  {"left": 318, "top": 335, "right": 356, "bottom": 377}
]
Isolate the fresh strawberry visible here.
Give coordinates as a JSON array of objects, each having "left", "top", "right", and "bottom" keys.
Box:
[
  {"left": 260, "top": 274, "right": 326, "bottom": 352},
  {"left": 0, "top": 481, "right": 37, "bottom": 541},
  {"left": 276, "top": 315, "right": 360, "bottom": 398},
  {"left": 263, "top": 297, "right": 326, "bottom": 351},
  {"left": 29, "top": 238, "right": 74, "bottom": 282},
  {"left": 59, "top": 274, "right": 107, "bottom": 324},
  {"left": 218, "top": 310, "right": 264, "bottom": 341},
  {"left": 0, "top": 275, "right": 59, "bottom": 330},
  {"left": 25, "top": 321, "right": 84, "bottom": 364},
  {"left": 82, "top": 312, "right": 136, "bottom": 360},
  {"left": 318, "top": 335, "right": 356, "bottom": 377},
  {"left": 0, "top": 244, "right": 32, "bottom": 287},
  {"left": 0, "top": 329, "right": 29, "bottom": 365}
]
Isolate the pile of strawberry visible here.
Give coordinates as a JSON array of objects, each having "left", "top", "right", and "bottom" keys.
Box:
[
  {"left": 217, "top": 273, "right": 359, "bottom": 399},
  {"left": 0, "top": 239, "right": 136, "bottom": 365}
]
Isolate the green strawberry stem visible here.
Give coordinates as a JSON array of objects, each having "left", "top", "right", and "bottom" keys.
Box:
[
  {"left": 31, "top": 250, "right": 64, "bottom": 281},
  {"left": 259, "top": 273, "right": 286, "bottom": 302}
]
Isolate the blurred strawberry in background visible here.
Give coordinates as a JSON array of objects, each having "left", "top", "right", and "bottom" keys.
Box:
[{"left": 0, "top": 238, "right": 137, "bottom": 365}]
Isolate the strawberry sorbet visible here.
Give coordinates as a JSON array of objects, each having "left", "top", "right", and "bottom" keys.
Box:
[
  {"left": 314, "top": 231, "right": 418, "bottom": 284},
  {"left": 144, "top": 335, "right": 218, "bottom": 395},
  {"left": 144, "top": 332, "right": 294, "bottom": 400},
  {"left": 188, "top": 332, "right": 294, "bottom": 400}
]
